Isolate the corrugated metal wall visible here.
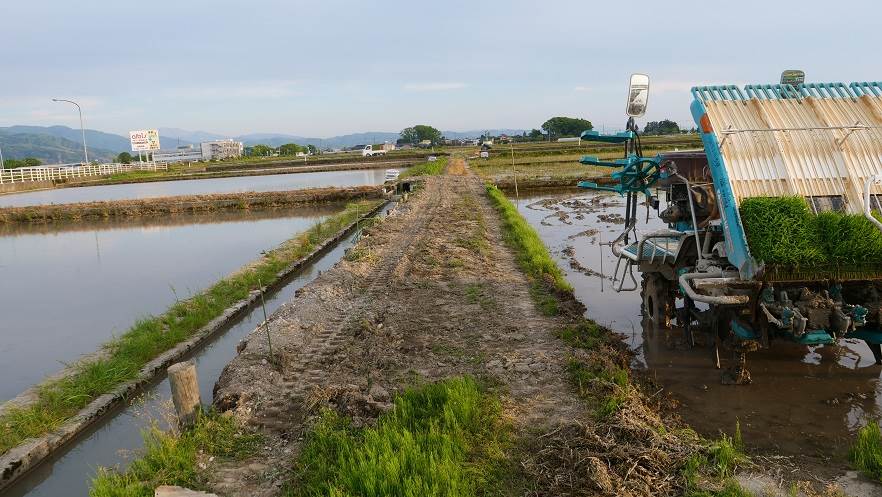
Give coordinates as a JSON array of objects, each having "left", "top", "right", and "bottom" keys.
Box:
[{"left": 694, "top": 83, "right": 882, "bottom": 213}]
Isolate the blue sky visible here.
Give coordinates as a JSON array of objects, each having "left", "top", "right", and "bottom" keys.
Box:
[{"left": 1, "top": 0, "right": 878, "bottom": 137}]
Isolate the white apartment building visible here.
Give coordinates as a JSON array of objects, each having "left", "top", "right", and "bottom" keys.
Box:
[{"left": 200, "top": 140, "right": 244, "bottom": 161}]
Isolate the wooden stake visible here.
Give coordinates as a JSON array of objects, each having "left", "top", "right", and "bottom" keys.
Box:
[{"left": 167, "top": 361, "right": 201, "bottom": 428}]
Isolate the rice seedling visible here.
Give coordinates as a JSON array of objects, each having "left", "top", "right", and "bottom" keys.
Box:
[
  {"left": 740, "top": 196, "right": 882, "bottom": 268},
  {"left": 739, "top": 196, "right": 826, "bottom": 266},
  {"left": 816, "top": 211, "right": 882, "bottom": 264}
]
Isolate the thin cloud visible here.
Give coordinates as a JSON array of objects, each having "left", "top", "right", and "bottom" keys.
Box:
[
  {"left": 574, "top": 86, "right": 594, "bottom": 92},
  {"left": 403, "top": 82, "right": 467, "bottom": 92},
  {"left": 164, "top": 80, "right": 303, "bottom": 100},
  {"left": 651, "top": 79, "right": 745, "bottom": 94}
]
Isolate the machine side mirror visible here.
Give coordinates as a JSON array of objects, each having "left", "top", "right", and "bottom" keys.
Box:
[{"left": 626, "top": 74, "right": 650, "bottom": 117}]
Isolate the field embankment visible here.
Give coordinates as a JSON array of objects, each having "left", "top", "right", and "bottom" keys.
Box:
[{"left": 0, "top": 185, "right": 384, "bottom": 224}]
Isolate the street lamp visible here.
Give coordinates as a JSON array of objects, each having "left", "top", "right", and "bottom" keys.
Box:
[{"left": 52, "top": 98, "right": 89, "bottom": 164}]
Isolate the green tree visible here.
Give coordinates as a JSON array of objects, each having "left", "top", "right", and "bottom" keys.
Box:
[
  {"left": 278, "top": 143, "right": 302, "bottom": 156},
  {"left": 399, "top": 125, "right": 442, "bottom": 145},
  {"left": 2, "top": 158, "right": 45, "bottom": 168},
  {"left": 306, "top": 144, "right": 318, "bottom": 155},
  {"left": 643, "top": 119, "right": 680, "bottom": 135},
  {"left": 528, "top": 128, "right": 544, "bottom": 140},
  {"left": 116, "top": 152, "right": 133, "bottom": 164},
  {"left": 541, "top": 117, "right": 593, "bottom": 139},
  {"left": 249, "top": 144, "right": 273, "bottom": 156}
]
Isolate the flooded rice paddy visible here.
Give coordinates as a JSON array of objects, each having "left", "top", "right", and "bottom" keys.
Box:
[
  {"left": 3, "top": 214, "right": 377, "bottom": 497},
  {"left": 517, "top": 189, "right": 882, "bottom": 472},
  {"left": 0, "top": 205, "right": 342, "bottom": 401},
  {"left": 0, "top": 168, "right": 392, "bottom": 207}
]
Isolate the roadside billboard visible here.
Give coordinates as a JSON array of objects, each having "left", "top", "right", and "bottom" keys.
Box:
[{"left": 129, "top": 129, "right": 161, "bottom": 152}]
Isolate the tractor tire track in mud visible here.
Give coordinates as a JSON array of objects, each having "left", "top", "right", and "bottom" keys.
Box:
[{"left": 208, "top": 158, "right": 629, "bottom": 496}]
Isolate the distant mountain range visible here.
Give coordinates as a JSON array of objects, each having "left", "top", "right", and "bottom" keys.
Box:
[
  {"left": 0, "top": 127, "right": 119, "bottom": 164},
  {"left": 159, "top": 128, "right": 530, "bottom": 149},
  {"left": 0, "top": 125, "right": 529, "bottom": 163}
]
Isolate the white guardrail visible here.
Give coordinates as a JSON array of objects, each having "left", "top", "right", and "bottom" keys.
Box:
[{"left": 0, "top": 162, "right": 168, "bottom": 184}]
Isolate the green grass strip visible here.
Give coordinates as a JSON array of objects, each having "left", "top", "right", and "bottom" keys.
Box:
[
  {"left": 286, "top": 376, "right": 509, "bottom": 497},
  {"left": 399, "top": 157, "right": 448, "bottom": 178},
  {"left": 90, "top": 411, "right": 262, "bottom": 497},
  {"left": 485, "top": 184, "right": 571, "bottom": 316},
  {"left": 0, "top": 200, "right": 383, "bottom": 456},
  {"left": 850, "top": 422, "right": 882, "bottom": 481}
]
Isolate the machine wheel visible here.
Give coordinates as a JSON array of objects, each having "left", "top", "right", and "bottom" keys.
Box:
[
  {"left": 867, "top": 341, "right": 882, "bottom": 365},
  {"left": 641, "top": 273, "right": 673, "bottom": 329}
]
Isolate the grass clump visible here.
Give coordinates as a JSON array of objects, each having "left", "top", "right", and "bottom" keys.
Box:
[
  {"left": 486, "top": 184, "right": 571, "bottom": 316},
  {"left": 557, "top": 320, "right": 628, "bottom": 417},
  {"left": 740, "top": 196, "right": 882, "bottom": 267},
  {"left": 400, "top": 157, "right": 448, "bottom": 178},
  {"left": 682, "top": 423, "right": 749, "bottom": 497},
  {"left": 286, "top": 376, "right": 510, "bottom": 497},
  {"left": 566, "top": 359, "right": 630, "bottom": 418},
  {"left": 850, "top": 422, "right": 882, "bottom": 481},
  {"left": 90, "top": 411, "right": 261, "bottom": 497},
  {"left": 557, "top": 320, "right": 610, "bottom": 350},
  {"left": 0, "top": 200, "right": 382, "bottom": 457}
]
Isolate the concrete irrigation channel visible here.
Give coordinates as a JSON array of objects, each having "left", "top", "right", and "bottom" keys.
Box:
[{"left": 0, "top": 197, "right": 392, "bottom": 494}]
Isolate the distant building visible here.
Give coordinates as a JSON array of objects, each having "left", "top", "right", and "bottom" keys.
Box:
[
  {"left": 201, "top": 139, "right": 243, "bottom": 161},
  {"left": 153, "top": 145, "right": 203, "bottom": 164},
  {"left": 152, "top": 140, "right": 244, "bottom": 164}
]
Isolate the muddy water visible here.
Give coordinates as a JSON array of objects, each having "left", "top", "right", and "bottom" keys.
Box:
[
  {"left": 3, "top": 213, "right": 381, "bottom": 497},
  {"left": 517, "top": 189, "right": 882, "bottom": 472},
  {"left": 0, "top": 167, "right": 393, "bottom": 207},
  {"left": 0, "top": 206, "right": 342, "bottom": 401}
]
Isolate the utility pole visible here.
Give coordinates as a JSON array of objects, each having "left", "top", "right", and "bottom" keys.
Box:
[
  {"left": 0, "top": 142, "right": 5, "bottom": 169},
  {"left": 52, "top": 98, "right": 89, "bottom": 164}
]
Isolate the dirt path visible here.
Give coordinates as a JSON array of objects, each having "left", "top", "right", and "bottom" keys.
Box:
[{"left": 210, "top": 158, "right": 589, "bottom": 495}]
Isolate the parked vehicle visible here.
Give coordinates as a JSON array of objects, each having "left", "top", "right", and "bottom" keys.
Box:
[
  {"left": 578, "top": 74, "right": 882, "bottom": 383},
  {"left": 362, "top": 144, "right": 387, "bottom": 157}
]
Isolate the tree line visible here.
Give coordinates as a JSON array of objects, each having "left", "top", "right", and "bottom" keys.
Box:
[
  {"left": 393, "top": 116, "right": 691, "bottom": 147},
  {"left": 2, "top": 158, "right": 42, "bottom": 168},
  {"left": 246, "top": 143, "right": 319, "bottom": 157}
]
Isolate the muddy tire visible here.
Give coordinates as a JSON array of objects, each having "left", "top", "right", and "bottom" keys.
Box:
[{"left": 641, "top": 273, "right": 673, "bottom": 328}]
